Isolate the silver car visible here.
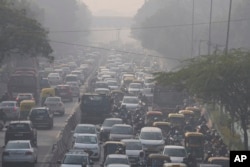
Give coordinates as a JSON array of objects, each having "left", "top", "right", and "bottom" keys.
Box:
[
  {"left": 44, "top": 96, "right": 65, "bottom": 115},
  {"left": 109, "top": 124, "right": 134, "bottom": 141},
  {"left": 66, "top": 81, "right": 80, "bottom": 97},
  {"left": 0, "top": 101, "right": 20, "bottom": 120},
  {"left": 2, "top": 140, "right": 37, "bottom": 167}
]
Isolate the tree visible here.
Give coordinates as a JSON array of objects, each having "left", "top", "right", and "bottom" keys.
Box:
[
  {"left": 0, "top": 1, "right": 53, "bottom": 64},
  {"left": 155, "top": 49, "right": 250, "bottom": 150}
]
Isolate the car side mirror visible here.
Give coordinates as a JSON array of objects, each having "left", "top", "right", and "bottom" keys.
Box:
[
  {"left": 2, "top": 145, "right": 5, "bottom": 148},
  {"left": 90, "top": 160, "right": 94, "bottom": 165},
  {"left": 57, "top": 160, "right": 61, "bottom": 164},
  {"left": 82, "top": 162, "right": 87, "bottom": 167}
]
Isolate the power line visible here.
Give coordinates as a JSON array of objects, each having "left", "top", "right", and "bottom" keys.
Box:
[
  {"left": 48, "top": 39, "right": 182, "bottom": 61},
  {"left": 38, "top": 17, "right": 250, "bottom": 34}
]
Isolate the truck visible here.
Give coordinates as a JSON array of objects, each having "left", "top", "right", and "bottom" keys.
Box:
[
  {"left": 153, "top": 84, "right": 188, "bottom": 116},
  {"left": 79, "top": 93, "right": 113, "bottom": 124}
]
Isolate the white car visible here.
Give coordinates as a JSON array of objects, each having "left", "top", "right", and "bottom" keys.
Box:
[
  {"left": 73, "top": 124, "right": 99, "bottom": 141},
  {"left": 128, "top": 83, "right": 143, "bottom": 95},
  {"left": 2, "top": 140, "right": 37, "bottom": 167},
  {"left": 48, "top": 72, "right": 62, "bottom": 85},
  {"left": 162, "top": 145, "right": 188, "bottom": 163},
  {"left": 104, "top": 154, "right": 130, "bottom": 167},
  {"left": 66, "top": 81, "right": 80, "bottom": 97},
  {"left": 107, "top": 80, "right": 119, "bottom": 90},
  {"left": 121, "top": 139, "right": 144, "bottom": 166},
  {"left": 141, "top": 88, "right": 154, "bottom": 106},
  {"left": 73, "top": 134, "right": 101, "bottom": 160},
  {"left": 109, "top": 124, "right": 134, "bottom": 141},
  {"left": 121, "top": 96, "right": 141, "bottom": 111},
  {"left": 139, "top": 127, "right": 165, "bottom": 153},
  {"left": 44, "top": 96, "right": 65, "bottom": 115},
  {"left": 58, "top": 149, "right": 94, "bottom": 167},
  {"left": 0, "top": 101, "right": 20, "bottom": 120}
]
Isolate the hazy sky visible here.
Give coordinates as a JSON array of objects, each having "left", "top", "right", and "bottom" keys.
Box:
[{"left": 81, "top": 0, "right": 145, "bottom": 17}]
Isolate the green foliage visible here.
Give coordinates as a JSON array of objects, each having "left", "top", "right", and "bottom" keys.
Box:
[{"left": 0, "top": 1, "right": 53, "bottom": 63}]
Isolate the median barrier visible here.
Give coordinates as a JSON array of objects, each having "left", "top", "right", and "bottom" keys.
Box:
[{"left": 49, "top": 109, "right": 80, "bottom": 167}]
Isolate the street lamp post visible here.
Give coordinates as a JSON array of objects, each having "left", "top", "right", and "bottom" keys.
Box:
[
  {"left": 225, "top": 0, "right": 233, "bottom": 55},
  {"left": 208, "top": 0, "right": 213, "bottom": 55}
]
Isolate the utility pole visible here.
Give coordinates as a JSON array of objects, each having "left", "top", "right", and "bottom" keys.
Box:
[
  {"left": 191, "top": 0, "right": 195, "bottom": 58},
  {"left": 208, "top": 0, "right": 213, "bottom": 55},
  {"left": 225, "top": 0, "right": 233, "bottom": 55}
]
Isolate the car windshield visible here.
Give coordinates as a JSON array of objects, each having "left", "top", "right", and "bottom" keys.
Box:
[
  {"left": 105, "top": 157, "right": 129, "bottom": 165},
  {"left": 163, "top": 148, "right": 187, "bottom": 157},
  {"left": 123, "top": 98, "right": 138, "bottom": 104},
  {"left": 75, "top": 136, "right": 97, "bottom": 144},
  {"left": 125, "top": 141, "right": 142, "bottom": 150},
  {"left": 140, "top": 132, "right": 162, "bottom": 140},
  {"left": 111, "top": 126, "right": 133, "bottom": 135},
  {"left": 6, "top": 142, "right": 30, "bottom": 149},
  {"left": 63, "top": 155, "right": 88, "bottom": 164},
  {"left": 45, "top": 97, "right": 60, "bottom": 102},
  {"left": 103, "top": 119, "right": 122, "bottom": 127},
  {"left": 18, "top": 95, "right": 32, "bottom": 99},
  {"left": 75, "top": 126, "right": 95, "bottom": 134}
]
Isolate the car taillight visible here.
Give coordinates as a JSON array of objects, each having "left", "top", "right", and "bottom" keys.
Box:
[
  {"left": 13, "top": 107, "right": 17, "bottom": 112},
  {"left": 16, "top": 98, "right": 19, "bottom": 101},
  {"left": 25, "top": 151, "right": 32, "bottom": 155},
  {"left": 3, "top": 151, "right": 9, "bottom": 156}
]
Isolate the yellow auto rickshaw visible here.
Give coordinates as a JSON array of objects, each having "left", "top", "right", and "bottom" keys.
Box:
[
  {"left": 19, "top": 100, "right": 36, "bottom": 120},
  {"left": 168, "top": 113, "right": 185, "bottom": 128},
  {"left": 207, "top": 157, "right": 229, "bottom": 167},
  {"left": 185, "top": 106, "right": 202, "bottom": 120},
  {"left": 103, "top": 141, "right": 126, "bottom": 162},
  {"left": 163, "top": 163, "right": 187, "bottom": 167},
  {"left": 153, "top": 122, "right": 171, "bottom": 135},
  {"left": 145, "top": 111, "right": 163, "bottom": 126},
  {"left": 40, "top": 88, "right": 55, "bottom": 106},
  {"left": 146, "top": 154, "right": 171, "bottom": 167},
  {"left": 184, "top": 132, "right": 204, "bottom": 161},
  {"left": 178, "top": 110, "right": 194, "bottom": 122}
]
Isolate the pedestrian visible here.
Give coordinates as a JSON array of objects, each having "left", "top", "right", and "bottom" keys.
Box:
[{"left": 0, "top": 108, "right": 7, "bottom": 125}]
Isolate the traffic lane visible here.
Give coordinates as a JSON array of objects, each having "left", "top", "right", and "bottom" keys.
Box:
[
  {"left": 36, "top": 97, "right": 79, "bottom": 166},
  {"left": 0, "top": 98, "right": 78, "bottom": 167}
]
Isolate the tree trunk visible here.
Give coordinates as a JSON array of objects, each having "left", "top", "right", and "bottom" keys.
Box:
[{"left": 241, "top": 116, "right": 249, "bottom": 150}]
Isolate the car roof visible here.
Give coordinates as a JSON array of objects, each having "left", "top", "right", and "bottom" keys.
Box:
[
  {"left": 107, "top": 164, "right": 130, "bottom": 167},
  {"left": 123, "top": 96, "right": 138, "bottom": 99},
  {"left": 76, "top": 124, "right": 96, "bottom": 127},
  {"left": 105, "top": 118, "right": 123, "bottom": 121},
  {"left": 141, "top": 127, "right": 162, "bottom": 132},
  {"left": 65, "top": 149, "right": 89, "bottom": 156},
  {"left": 164, "top": 145, "right": 185, "bottom": 149},
  {"left": 111, "top": 124, "right": 132, "bottom": 128},
  {"left": 9, "top": 120, "right": 31, "bottom": 124},
  {"left": 6, "top": 140, "right": 31, "bottom": 144},
  {"left": 75, "top": 133, "right": 98, "bottom": 137},
  {"left": 121, "top": 139, "right": 141, "bottom": 143},
  {"left": 1, "top": 101, "right": 16, "bottom": 103},
  {"left": 107, "top": 154, "right": 128, "bottom": 158}
]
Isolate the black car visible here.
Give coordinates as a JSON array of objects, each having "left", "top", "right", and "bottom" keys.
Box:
[
  {"left": 28, "top": 107, "right": 54, "bottom": 129},
  {"left": 4, "top": 120, "right": 37, "bottom": 146}
]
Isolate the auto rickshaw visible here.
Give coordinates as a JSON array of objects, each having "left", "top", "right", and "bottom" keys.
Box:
[
  {"left": 168, "top": 113, "right": 185, "bottom": 128},
  {"left": 178, "top": 110, "right": 194, "bottom": 122},
  {"left": 40, "top": 88, "right": 55, "bottom": 106},
  {"left": 207, "top": 157, "right": 229, "bottom": 167},
  {"left": 146, "top": 154, "right": 171, "bottom": 167},
  {"left": 145, "top": 111, "right": 163, "bottom": 126},
  {"left": 184, "top": 132, "right": 204, "bottom": 162},
  {"left": 110, "top": 89, "right": 124, "bottom": 105},
  {"left": 185, "top": 106, "right": 202, "bottom": 120},
  {"left": 19, "top": 100, "right": 36, "bottom": 120},
  {"left": 103, "top": 141, "right": 126, "bottom": 162},
  {"left": 163, "top": 163, "right": 187, "bottom": 167}
]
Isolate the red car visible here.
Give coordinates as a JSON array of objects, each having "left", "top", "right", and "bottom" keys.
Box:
[{"left": 55, "top": 85, "right": 73, "bottom": 102}]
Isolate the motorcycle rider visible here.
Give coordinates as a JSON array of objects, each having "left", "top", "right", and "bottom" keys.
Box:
[{"left": 0, "top": 108, "right": 7, "bottom": 126}]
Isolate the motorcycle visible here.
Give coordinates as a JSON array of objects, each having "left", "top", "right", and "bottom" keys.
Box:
[{"left": 0, "top": 120, "right": 4, "bottom": 131}]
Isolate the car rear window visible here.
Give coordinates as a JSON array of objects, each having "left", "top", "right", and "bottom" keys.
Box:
[
  {"left": 30, "top": 109, "right": 48, "bottom": 116},
  {"left": 6, "top": 142, "right": 30, "bottom": 149},
  {"left": 8, "top": 123, "right": 30, "bottom": 131}
]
